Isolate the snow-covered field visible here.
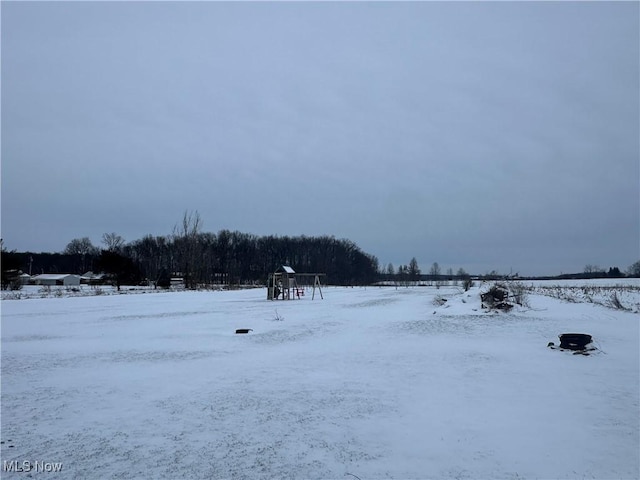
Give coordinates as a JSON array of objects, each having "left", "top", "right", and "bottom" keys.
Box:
[{"left": 2, "top": 282, "right": 638, "bottom": 479}]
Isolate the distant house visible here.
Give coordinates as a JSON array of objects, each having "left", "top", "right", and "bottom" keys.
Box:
[
  {"left": 32, "top": 274, "right": 81, "bottom": 286},
  {"left": 80, "top": 272, "right": 107, "bottom": 285}
]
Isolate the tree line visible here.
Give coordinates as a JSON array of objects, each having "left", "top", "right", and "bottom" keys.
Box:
[
  {"left": 1, "top": 212, "right": 381, "bottom": 288},
  {"left": 2, "top": 210, "right": 638, "bottom": 290}
]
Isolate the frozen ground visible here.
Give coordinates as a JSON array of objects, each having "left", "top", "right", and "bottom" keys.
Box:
[{"left": 1, "top": 282, "right": 638, "bottom": 479}]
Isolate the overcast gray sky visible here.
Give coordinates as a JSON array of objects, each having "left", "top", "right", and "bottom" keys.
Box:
[{"left": 2, "top": 1, "right": 638, "bottom": 276}]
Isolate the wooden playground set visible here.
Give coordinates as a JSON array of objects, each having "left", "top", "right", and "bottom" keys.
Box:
[{"left": 267, "top": 266, "right": 325, "bottom": 300}]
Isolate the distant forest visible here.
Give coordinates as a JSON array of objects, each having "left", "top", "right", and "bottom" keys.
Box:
[{"left": 2, "top": 218, "right": 381, "bottom": 287}]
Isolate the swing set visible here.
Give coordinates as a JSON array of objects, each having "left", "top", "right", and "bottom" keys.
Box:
[{"left": 267, "top": 266, "right": 325, "bottom": 300}]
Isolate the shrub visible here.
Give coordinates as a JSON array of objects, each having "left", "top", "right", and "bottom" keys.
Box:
[
  {"left": 9, "top": 278, "right": 23, "bottom": 291},
  {"left": 609, "top": 291, "right": 628, "bottom": 310},
  {"left": 433, "top": 295, "right": 447, "bottom": 306},
  {"left": 508, "top": 281, "right": 529, "bottom": 308}
]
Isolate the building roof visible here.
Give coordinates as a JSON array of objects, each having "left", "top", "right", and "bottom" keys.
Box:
[
  {"left": 33, "top": 274, "right": 80, "bottom": 280},
  {"left": 276, "top": 265, "right": 295, "bottom": 274},
  {"left": 81, "top": 271, "right": 106, "bottom": 280}
]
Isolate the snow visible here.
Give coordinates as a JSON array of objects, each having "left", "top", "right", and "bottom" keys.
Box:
[{"left": 2, "top": 283, "right": 639, "bottom": 479}]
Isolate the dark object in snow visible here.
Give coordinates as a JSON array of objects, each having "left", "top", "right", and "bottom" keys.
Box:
[
  {"left": 433, "top": 296, "right": 448, "bottom": 307},
  {"left": 481, "top": 284, "right": 513, "bottom": 311},
  {"left": 492, "top": 301, "right": 513, "bottom": 311},
  {"left": 559, "top": 333, "right": 592, "bottom": 350},
  {"left": 235, "top": 329, "right": 253, "bottom": 334},
  {"left": 548, "top": 339, "right": 597, "bottom": 356},
  {"left": 481, "top": 286, "right": 507, "bottom": 303}
]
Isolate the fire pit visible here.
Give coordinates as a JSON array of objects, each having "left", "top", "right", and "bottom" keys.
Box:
[{"left": 558, "top": 333, "right": 592, "bottom": 350}]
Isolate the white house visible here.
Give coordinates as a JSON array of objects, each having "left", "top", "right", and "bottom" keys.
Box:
[{"left": 32, "top": 274, "right": 81, "bottom": 286}]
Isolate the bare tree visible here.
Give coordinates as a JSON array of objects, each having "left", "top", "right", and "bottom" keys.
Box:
[
  {"left": 429, "top": 262, "right": 441, "bottom": 287},
  {"left": 584, "top": 264, "right": 603, "bottom": 275},
  {"left": 173, "top": 210, "right": 203, "bottom": 289},
  {"left": 457, "top": 267, "right": 472, "bottom": 291},
  {"left": 102, "top": 232, "right": 125, "bottom": 252},
  {"left": 385, "top": 263, "right": 396, "bottom": 288},
  {"left": 397, "top": 265, "right": 409, "bottom": 287},
  {"left": 63, "top": 237, "right": 99, "bottom": 273},
  {"left": 408, "top": 257, "right": 421, "bottom": 285},
  {"left": 64, "top": 237, "right": 98, "bottom": 256},
  {"left": 456, "top": 267, "right": 468, "bottom": 278}
]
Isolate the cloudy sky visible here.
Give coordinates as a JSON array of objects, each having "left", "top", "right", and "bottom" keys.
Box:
[{"left": 2, "top": 1, "right": 638, "bottom": 276}]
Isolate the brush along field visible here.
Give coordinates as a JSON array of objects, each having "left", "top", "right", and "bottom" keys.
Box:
[{"left": 1, "top": 281, "right": 638, "bottom": 479}]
